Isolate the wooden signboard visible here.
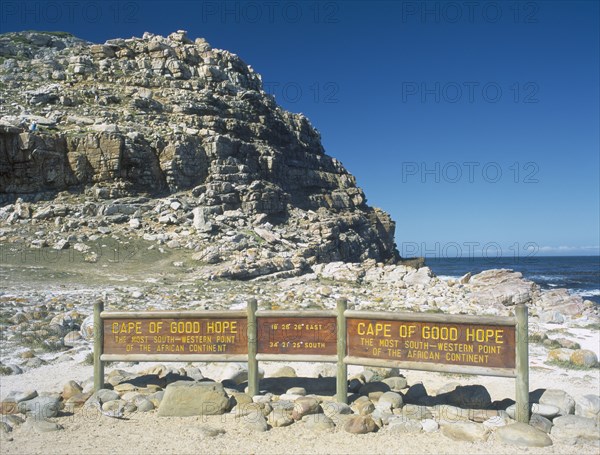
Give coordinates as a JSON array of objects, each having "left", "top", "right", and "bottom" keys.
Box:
[
  {"left": 101, "top": 313, "right": 247, "bottom": 360},
  {"left": 93, "top": 300, "right": 529, "bottom": 423},
  {"left": 347, "top": 319, "right": 516, "bottom": 369},
  {"left": 256, "top": 316, "right": 337, "bottom": 355}
]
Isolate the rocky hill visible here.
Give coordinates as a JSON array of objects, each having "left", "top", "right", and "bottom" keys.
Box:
[{"left": 0, "top": 30, "right": 400, "bottom": 278}]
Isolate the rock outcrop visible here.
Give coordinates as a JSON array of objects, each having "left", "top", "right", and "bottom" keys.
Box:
[{"left": 0, "top": 30, "right": 399, "bottom": 270}]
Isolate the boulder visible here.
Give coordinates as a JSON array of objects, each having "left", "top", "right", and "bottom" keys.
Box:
[
  {"left": 494, "top": 422, "right": 552, "bottom": 447},
  {"left": 539, "top": 389, "right": 575, "bottom": 416},
  {"left": 575, "top": 395, "right": 600, "bottom": 419},
  {"left": 388, "top": 416, "right": 422, "bottom": 434},
  {"left": 22, "top": 419, "right": 63, "bottom": 433},
  {"left": 377, "top": 391, "right": 403, "bottom": 409},
  {"left": 550, "top": 415, "right": 600, "bottom": 444},
  {"left": 157, "top": 381, "right": 230, "bottom": 416},
  {"left": 440, "top": 421, "right": 488, "bottom": 442},
  {"left": 17, "top": 396, "right": 60, "bottom": 418},
  {"left": 570, "top": 349, "right": 598, "bottom": 368},
  {"left": 343, "top": 415, "right": 377, "bottom": 434},
  {"left": 292, "top": 396, "right": 321, "bottom": 420},
  {"left": 301, "top": 414, "right": 336, "bottom": 431}
]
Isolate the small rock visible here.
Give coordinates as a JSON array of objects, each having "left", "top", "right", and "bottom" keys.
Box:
[
  {"left": 388, "top": 417, "right": 423, "bottom": 433},
  {"left": 102, "top": 400, "right": 125, "bottom": 414},
  {"left": 343, "top": 415, "right": 377, "bottom": 434},
  {"left": 495, "top": 422, "right": 553, "bottom": 447},
  {"left": 286, "top": 387, "right": 306, "bottom": 396},
  {"left": 53, "top": 239, "right": 70, "bottom": 250},
  {"left": 352, "top": 396, "right": 375, "bottom": 416},
  {"left": 377, "top": 391, "right": 403, "bottom": 409},
  {"left": 482, "top": 415, "right": 510, "bottom": 430},
  {"left": 400, "top": 404, "right": 433, "bottom": 420},
  {"left": 322, "top": 401, "right": 353, "bottom": 424},
  {"left": 63, "top": 331, "right": 82, "bottom": 347},
  {"left": 382, "top": 376, "right": 408, "bottom": 391},
  {"left": 62, "top": 381, "right": 83, "bottom": 400},
  {"left": 421, "top": 419, "right": 439, "bottom": 433},
  {"left": 4, "top": 390, "right": 38, "bottom": 403},
  {"left": 135, "top": 398, "right": 154, "bottom": 412},
  {"left": 575, "top": 395, "right": 600, "bottom": 419},
  {"left": 271, "top": 366, "right": 297, "bottom": 377},
  {"left": 23, "top": 419, "right": 63, "bottom": 433},
  {"left": 292, "top": 397, "right": 321, "bottom": 420},
  {"left": 440, "top": 421, "right": 488, "bottom": 442},
  {"left": 96, "top": 389, "right": 120, "bottom": 403},
  {"left": 268, "top": 408, "right": 293, "bottom": 427},
  {"left": 18, "top": 396, "right": 60, "bottom": 418},
  {"left": 551, "top": 415, "right": 600, "bottom": 443},
  {"left": 529, "top": 414, "right": 553, "bottom": 434},
  {"left": 570, "top": 349, "right": 598, "bottom": 368},
  {"left": 243, "top": 413, "right": 269, "bottom": 432},
  {"left": 547, "top": 348, "right": 574, "bottom": 363},
  {"left": 301, "top": 413, "right": 335, "bottom": 431},
  {"left": 539, "top": 389, "right": 575, "bottom": 416}
]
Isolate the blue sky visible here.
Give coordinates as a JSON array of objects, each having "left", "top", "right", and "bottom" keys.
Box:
[{"left": 1, "top": 0, "right": 599, "bottom": 258}]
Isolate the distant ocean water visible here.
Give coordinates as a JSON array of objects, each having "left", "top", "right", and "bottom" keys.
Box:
[{"left": 426, "top": 256, "right": 600, "bottom": 305}]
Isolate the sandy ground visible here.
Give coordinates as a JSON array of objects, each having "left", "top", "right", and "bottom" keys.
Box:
[
  {"left": 1, "top": 322, "right": 599, "bottom": 455},
  {"left": 2, "top": 357, "right": 599, "bottom": 455},
  {"left": 3, "top": 410, "right": 600, "bottom": 455}
]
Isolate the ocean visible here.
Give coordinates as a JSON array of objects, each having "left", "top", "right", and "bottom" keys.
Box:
[{"left": 426, "top": 256, "right": 600, "bottom": 305}]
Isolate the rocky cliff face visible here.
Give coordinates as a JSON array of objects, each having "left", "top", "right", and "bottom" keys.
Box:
[{"left": 0, "top": 30, "right": 399, "bottom": 275}]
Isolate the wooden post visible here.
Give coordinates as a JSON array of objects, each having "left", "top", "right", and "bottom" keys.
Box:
[
  {"left": 247, "top": 298, "right": 259, "bottom": 397},
  {"left": 93, "top": 299, "right": 105, "bottom": 392},
  {"left": 515, "top": 304, "right": 529, "bottom": 423},
  {"left": 336, "top": 297, "right": 348, "bottom": 403}
]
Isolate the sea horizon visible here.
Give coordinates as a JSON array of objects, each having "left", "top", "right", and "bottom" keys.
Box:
[{"left": 425, "top": 255, "right": 600, "bottom": 305}]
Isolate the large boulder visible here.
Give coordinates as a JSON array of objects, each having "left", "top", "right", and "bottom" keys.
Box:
[
  {"left": 157, "top": 381, "right": 230, "bottom": 416},
  {"left": 494, "top": 422, "right": 552, "bottom": 447}
]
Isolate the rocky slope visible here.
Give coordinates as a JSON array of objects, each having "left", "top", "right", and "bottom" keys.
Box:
[{"left": 0, "top": 30, "right": 398, "bottom": 275}]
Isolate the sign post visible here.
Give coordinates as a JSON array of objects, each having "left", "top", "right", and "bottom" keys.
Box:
[
  {"left": 247, "top": 298, "right": 259, "bottom": 397},
  {"left": 336, "top": 297, "right": 348, "bottom": 403},
  {"left": 515, "top": 304, "right": 530, "bottom": 423},
  {"left": 93, "top": 299, "right": 104, "bottom": 391}
]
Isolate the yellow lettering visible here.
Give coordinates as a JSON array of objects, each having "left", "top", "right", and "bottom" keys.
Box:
[{"left": 357, "top": 322, "right": 366, "bottom": 335}]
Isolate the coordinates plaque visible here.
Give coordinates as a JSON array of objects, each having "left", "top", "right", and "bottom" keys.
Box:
[{"left": 257, "top": 317, "right": 337, "bottom": 355}]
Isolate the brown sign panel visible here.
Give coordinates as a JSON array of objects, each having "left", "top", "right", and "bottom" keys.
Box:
[
  {"left": 103, "top": 318, "right": 248, "bottom": 356},
  {"left": 257, "top": 317, "right": 337, "bottom": 355},
  {"left": 347, "top": 318, "right": 515, "bottom": 369}
]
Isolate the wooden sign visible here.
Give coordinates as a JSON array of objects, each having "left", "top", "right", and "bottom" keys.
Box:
[
  {"left": 93, "top": 300, "right": 529, "bottom": 424},
  {"left": 103, "top": 317, "right": 248, "bottom": 356},
  {"left": 256, "top": 317, "right": 337, "bottom": 355},
  {"left": 347, "top": 318, "right": 516, "bottom": 369}
]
